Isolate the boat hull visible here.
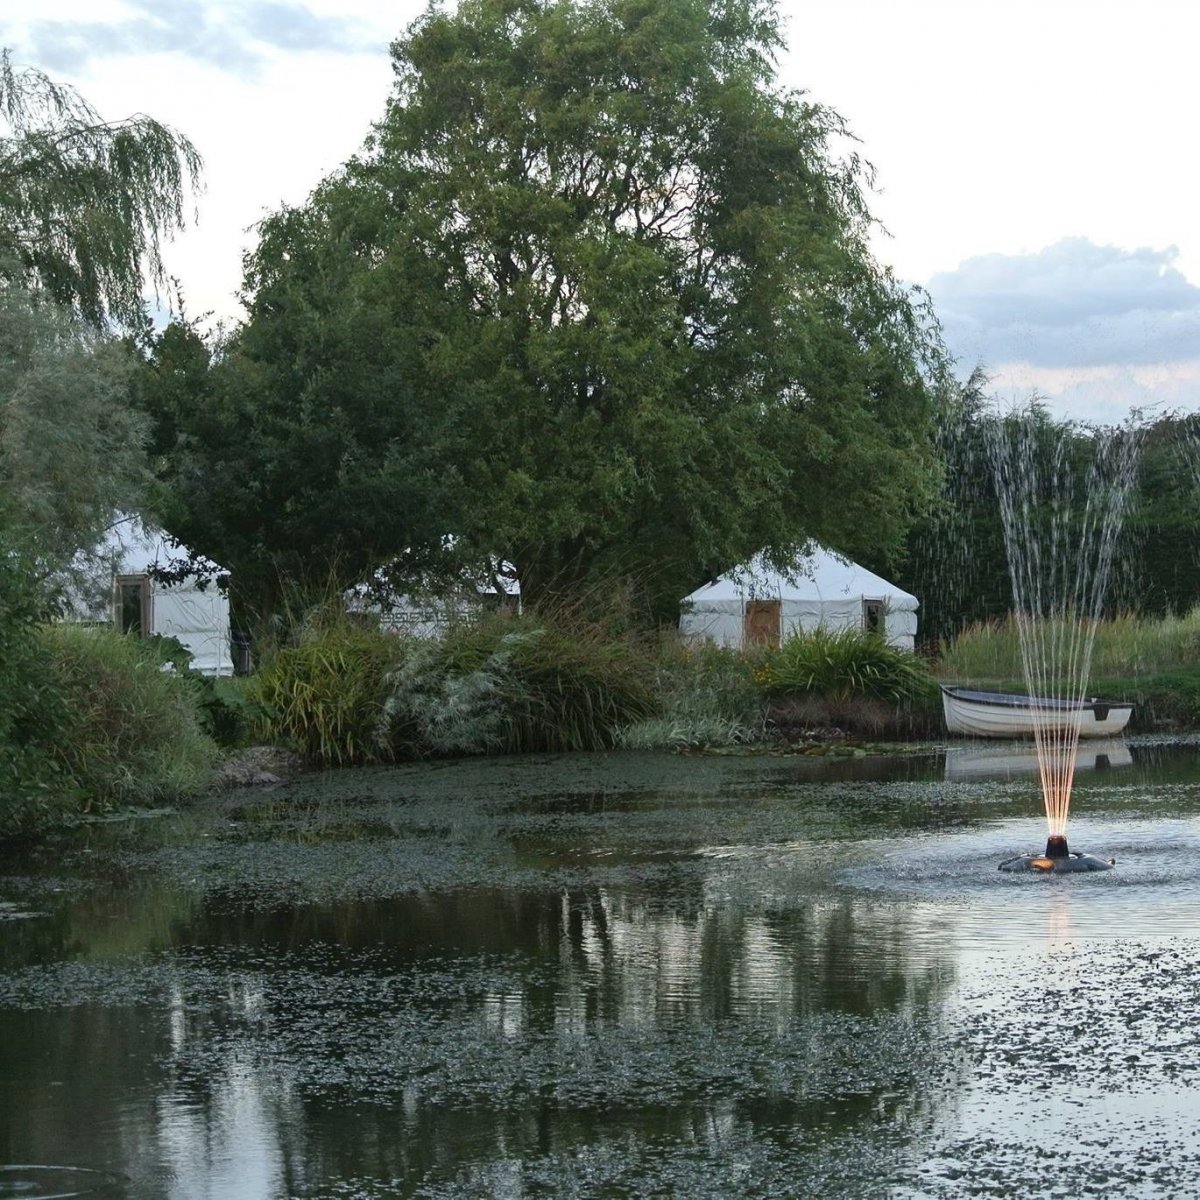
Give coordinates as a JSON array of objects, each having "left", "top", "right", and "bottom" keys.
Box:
[{"left": 940, "top": 686, "right": 1133, "bottom": 739}]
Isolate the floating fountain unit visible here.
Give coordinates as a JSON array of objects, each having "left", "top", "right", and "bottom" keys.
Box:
[{"left": 998, "top": 833, "right": 1114, "bottom": 873}]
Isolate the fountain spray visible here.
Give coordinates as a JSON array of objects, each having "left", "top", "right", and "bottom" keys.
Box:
[{"left": 987, "top": 409, "right": 1141, "bottom": 874}]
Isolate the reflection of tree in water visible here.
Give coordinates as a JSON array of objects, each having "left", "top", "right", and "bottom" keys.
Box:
[
  {"left": 52, "top": 884, "right": 954, "bottom": 1195},
  {"left": 1, "top": 832, "right": 962, "bottom": 1196}
]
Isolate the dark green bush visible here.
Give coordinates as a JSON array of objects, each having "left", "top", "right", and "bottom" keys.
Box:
[
  {"left": 0, "top": 542, "right": 73, "bottom": 834},
  {"left": 137, "top": 635, "right": 265, "bottom": 749},
  {"left": 40, "top": 624, "right": 219, "bottom": 811},
  {"left": 488, "top": 620, "right": 656, "bottom": 753},
  {"left": 250, "top": 621, "right": 406, "bottom": 765},
  {"left": 761, "top": 627, "right": 935, "bottom": 704}
]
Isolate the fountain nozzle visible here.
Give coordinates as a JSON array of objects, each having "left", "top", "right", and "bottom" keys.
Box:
[{"left": 1045, "top": 835, "right": 1070, "bottom": 859}]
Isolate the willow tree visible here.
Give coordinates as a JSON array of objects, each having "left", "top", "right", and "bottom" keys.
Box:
[
  {"left": 0, "top": 49, "right": 201, "bottom": 327},
  {"left": 213, "top": 0, "right": 947, "bottom": 614}
]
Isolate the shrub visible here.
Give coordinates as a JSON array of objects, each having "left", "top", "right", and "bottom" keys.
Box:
[
  {"left": 618, "top": 639, "right": 766, "bottom": 750},
  {"left": 489, "top": 620, "right": 656, "bottom": 753},
  {"left": 382, "top": 613, "right": 657, "bottom": 756},
  {"left": 381, "top": 636, "right": 509, "bottom": 757},
  {"left": 40, "top": 624, "right": 218, "bottom": 811},
  {"left": 761, "top": 626, "right": 935, "bottom": 703},
  {"left": 250, "top": 621, "right": 405, "bottom": 765}
]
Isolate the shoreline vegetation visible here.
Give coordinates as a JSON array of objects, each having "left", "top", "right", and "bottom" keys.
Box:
[{"left": 9, "top": 606, "right": 1200, "bottom": 839}]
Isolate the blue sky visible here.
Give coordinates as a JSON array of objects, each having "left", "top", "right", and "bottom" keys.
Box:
[{"left": 4, "top": 0, "right": 1200, "bottom": 423}]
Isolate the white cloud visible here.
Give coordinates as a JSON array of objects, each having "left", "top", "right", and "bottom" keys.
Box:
[
  {"left": 925, "top": 239, "right": 1200, "bottom": 421},
  {"left": 928, "top": 239, "right": 1200, "bottom": 371},
  {"left": 981, "top": 362, "right": 1200, "bottom": 425},
  {"left": 22, "top": 1, "right": 382, "bottom": 76}
]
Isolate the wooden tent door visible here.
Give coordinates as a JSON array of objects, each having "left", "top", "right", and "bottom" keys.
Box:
[
  {"left": 116, "top": 574, "right": 151, "bottom": 636},
  {"left": 743, "top": 599, "right": 781, "bottom": 647}
]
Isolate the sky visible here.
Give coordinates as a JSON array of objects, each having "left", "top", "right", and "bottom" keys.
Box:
[{"left": 4, "top": 0, "right": 1200, "bottom": 423}]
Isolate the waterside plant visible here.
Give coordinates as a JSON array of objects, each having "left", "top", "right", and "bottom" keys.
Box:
[
  {"left": 939, "top": 608, "right": 1200, "bottom": 683},
  {"left": 39, "top": 624, "right": 218, "bottom": 812}
]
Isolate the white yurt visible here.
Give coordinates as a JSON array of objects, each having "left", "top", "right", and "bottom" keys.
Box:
[
  {"left": 66, "top": 516, "right": 234, "bottom": 676},
  {"left": 680, "top": 545, "right": 918, "bottom": 651},
  {"left": 346, "top": 560, "right": 520, "bottom": 640}
]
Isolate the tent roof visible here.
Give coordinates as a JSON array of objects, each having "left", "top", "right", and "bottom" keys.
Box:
[
  {"left": 104, "top": 516, "right": 228, "bottom": 582},
  {"left": 683, "top": 545, "right": 917, "bottom": 610}
]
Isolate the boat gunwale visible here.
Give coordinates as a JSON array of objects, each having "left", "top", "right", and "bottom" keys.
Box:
[{"left": 939, "top": 683, "right": 1133, "bottom": 715}]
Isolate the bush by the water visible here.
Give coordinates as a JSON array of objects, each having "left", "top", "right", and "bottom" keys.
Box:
[
  {"left": 0, "top": 546, "right": 72, "bottom": 833},
  {"left": 386, "top": 614, "right": 656, "bottom": 755},
  {"left": 39, "top": 625, "right": 218, "bottom": 813},
  {"left": 250, "top": 621, "right": 402, "bottom": 765},
  {"left": 252, "top": 610, "right": 657, "bottom": 765},
  {"left": 617, "top": 639, "right": 766, "bottom": 749},
  {"left": 760, "top": 627, "right": 935, "bottom": 703}
]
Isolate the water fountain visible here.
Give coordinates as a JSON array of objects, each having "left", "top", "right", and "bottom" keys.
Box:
[{"left": 986, "top": 409, "right": 1141, "bottom": 873}]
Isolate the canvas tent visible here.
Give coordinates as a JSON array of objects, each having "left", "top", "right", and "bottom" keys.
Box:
[
  {"left": 66, "top": 517, "right": 234, "bottom": 676},
  {"left": 680, "top": 546, "right": 918, "bottom": 651},
  {"left": 346, "top": 560, "right": 520, "bottom": 639}
]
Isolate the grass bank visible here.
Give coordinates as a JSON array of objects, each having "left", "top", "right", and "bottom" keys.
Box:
[
  {"left": 937, "top": 609, "right": 1200, "bottom": 733},
  {"left": 939, "top": 609, "right": 1200, "bottom": 681}
]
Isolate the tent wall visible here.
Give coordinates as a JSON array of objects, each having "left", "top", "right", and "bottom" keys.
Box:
[
  {"left": 150, "top": 583, "right": 233, "bottom": 676},
  {"left": 680, "top": 598, "right": 914, "bottom": 651},
  {"left": 62, "top": 517, "right": 234, "bottom": 676}
]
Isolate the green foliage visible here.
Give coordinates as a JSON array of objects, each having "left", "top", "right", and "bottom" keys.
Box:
[
  {"left": 0, "top": 48, "right": 201, "bottom": 327},
  {"left": 939, "top": 608, "right": 1200, "bottom": 683},
  {"left": 145, "top": 0, "right": 946, "bottom": 621},
  {"left": 253, "top": 609, "right": 655, "bottom": 765},
  {"left": 385, "top": 614, "right": 657, "bottom": 756},
  {"left": 0, "top": 283, "right": 148, "bottom": 575},
  {"left": 250, "top": 621, "right": 405, "bottom": 765},
  {"left": 382, "top": 636, "right": 511, "bottom": 757},
  {"left": 761, "top": 627, "right": 935, "bottom": 703},
  {"left": 1118, "top": 669, "right": 1200, "bottom": 729},
  {"left": 188, "top": 675, "right": 265, "bottom": 749},
  {"left": 0, "top": 525, "right": 73, "bottom": 834},
  {"left": 899, "top": 384, "right": 1200, "bottom": 644},
  {"left": 39, "top": 624, "right": 218, "bottom": 812},
  {"left": 1116, "top": 413, "right": 1200, "bottom": 617},
  {"left": 618, "top": 639, "right": 766, "bottom": 749}
]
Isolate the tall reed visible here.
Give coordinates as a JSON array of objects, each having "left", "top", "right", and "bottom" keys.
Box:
[
  {"left": 250, "top": 619, "right": 405, "bottom": 765},
  {"left": 940, "top": 608, "right": 1200, "bottom": 682}
]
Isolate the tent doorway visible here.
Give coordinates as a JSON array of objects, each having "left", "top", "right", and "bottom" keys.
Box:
[
  {"left": 117, "top": 574, "right": 151, "bottom": 636},
  {"left": 743, "top": 599, "right": 781, "bottom": 646},
  {"left": 863, "top": 599, "right": 885, "bottom": 636}
]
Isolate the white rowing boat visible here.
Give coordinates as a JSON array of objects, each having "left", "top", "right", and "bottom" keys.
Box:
[{"left": 940, "top": 685, "right": 1133, "bottom": 739}]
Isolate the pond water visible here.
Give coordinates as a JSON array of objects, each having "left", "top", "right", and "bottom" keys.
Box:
[{"left": 3, "top": 740, "right": 1200, "bottom": 1198}]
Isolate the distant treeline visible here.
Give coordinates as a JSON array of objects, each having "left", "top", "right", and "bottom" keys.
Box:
[{"left": 898, "top": 387, "right": 1200, "bottom": 647}]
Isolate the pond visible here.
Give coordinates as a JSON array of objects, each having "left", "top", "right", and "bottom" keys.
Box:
[{"left": 3, "top": 740, "right": 1200, "bottom": 1198}]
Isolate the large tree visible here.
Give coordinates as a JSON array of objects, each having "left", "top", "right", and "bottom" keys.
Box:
[
  {"left": 157, "top": 0, "right": 947, "bottom": 617},
  {"left": 0, "top": 49, "right": 201, "bottom": 327}
]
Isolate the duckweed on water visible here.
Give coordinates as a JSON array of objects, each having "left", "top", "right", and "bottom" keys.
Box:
[{"left": 7, "top": 745, "right": 1200, "bottom": 1197}]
